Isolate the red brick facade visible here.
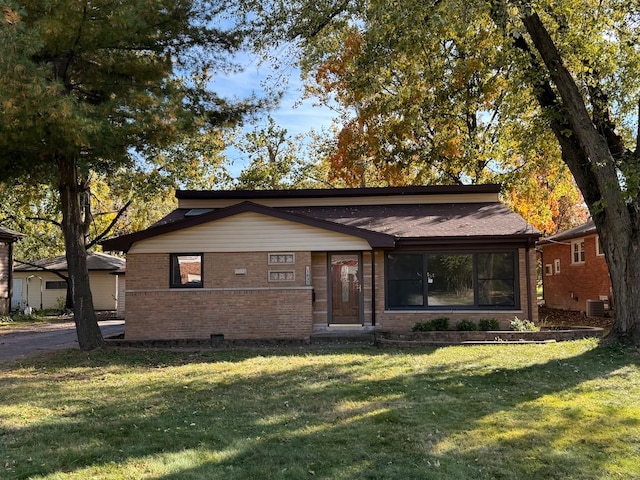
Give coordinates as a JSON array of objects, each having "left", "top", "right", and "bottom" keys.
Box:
[
  {"left": 126, "top": 252, "right": 313, "bottom": 340},
  {"left": 124, "top": 247, "right": 538, "bottom": 341},
  {"left": 540, "top": 233, "right": 611, "bottom": 312}
]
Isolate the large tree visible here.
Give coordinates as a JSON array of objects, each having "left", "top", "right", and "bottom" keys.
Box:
[
  {"left": 0, "top": 0, "right": 261, "bottom": 349},
  {"left": 234, "top": 0, "right": 640, "bottom": 344}
]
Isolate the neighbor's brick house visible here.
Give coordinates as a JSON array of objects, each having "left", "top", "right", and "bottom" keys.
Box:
[
  {"left": 538, "top": 220, "right": 611, "bottom": 312},
  {"left": 102, "top": 185, "right": 540, "bottom": 341}
]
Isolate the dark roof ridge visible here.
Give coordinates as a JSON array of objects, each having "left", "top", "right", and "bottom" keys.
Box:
[{"left": 176, "top": 184, "right": 501, "bottom": 200}]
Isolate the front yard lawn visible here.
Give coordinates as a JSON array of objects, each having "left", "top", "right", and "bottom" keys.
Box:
[{"left": 1, "top": 339, "right": 639, "bottom": 479}]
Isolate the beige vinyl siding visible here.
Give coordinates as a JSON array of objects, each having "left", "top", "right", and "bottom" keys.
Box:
[
  {"left": 13, "top": 271, "right": 117, "bottom": 310},
  {"left": 178, "top": 192, "right": 499, "bottom": 209},
  {"left": 116, "top": 274, "right": 125, "bottom": 318},
  {"left": 128, "top": 211, "right": 371, "bottom": 254},
  {"left": 89, "top": 272, "right": 118, "bottom": 310}
]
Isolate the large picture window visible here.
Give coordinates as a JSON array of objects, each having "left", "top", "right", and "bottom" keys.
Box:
[
  {"left": 386, "top": 251, "right": 518, "bottom": 309},
  {"left": 170, "top": 254, "right": 203, "bottom": 288}
]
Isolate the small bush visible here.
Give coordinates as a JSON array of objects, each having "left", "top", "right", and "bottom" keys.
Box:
[
  {"left": 456, "top": 320, "right": 478, "bottom": 331},
  {"left": 478, "top": 318, "right": 500, "bottom": 331},
  {"left": 509, "top": 316, "right": 539, "bottom": 332},
  {"left": 0, "top": 311, "right": 42, "bottom": 323},
  {"left": 412, "top": 317, "right": 450, "bottom": 331}
]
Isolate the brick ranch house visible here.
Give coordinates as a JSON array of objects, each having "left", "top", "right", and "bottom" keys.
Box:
[
  {"left": 101, "top": 185, "right": 540, "bottom": 341},
  {"left": 537, "top": 220, "right": 611, "bottom": 313}
]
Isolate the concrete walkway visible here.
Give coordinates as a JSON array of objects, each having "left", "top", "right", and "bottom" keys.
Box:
[{"left": 0, "top": 320, "right": 124, "bottom": 363}]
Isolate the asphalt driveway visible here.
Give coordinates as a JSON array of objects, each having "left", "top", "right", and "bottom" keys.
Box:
[{"left": 0, "top": 320, "right": 125, "bottom": 363}]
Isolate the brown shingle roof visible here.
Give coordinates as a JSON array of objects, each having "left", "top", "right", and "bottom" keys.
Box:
[
  {"left": 15, "top": 252, "right": 125, "bottom": 272},
  {"left": 101, "top": 186, "right": 540, "bottom": 252},
  {"left": 282, "top": 203, "right": 537, "bottom": 239},
  {"left": 537, "top": 220, "right": 596, "bottom": 246},
  {"left": 0, "top": 227, "right": 25, "bottom": 242}
]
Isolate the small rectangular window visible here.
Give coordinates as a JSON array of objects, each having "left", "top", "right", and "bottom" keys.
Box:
[
  {"left": 572, "top": 240, "right": 585, "bottom": 264},
  {"left": 554, "top": 259, "right": 561, "bottom": 274},
  {"left": 545, "top": 264, "right": 553, "bottom": 276},
  {"left": 596, "top": 236, "right": 604, "bottom": 256},
  {"left": 170, "top": 254, "right": 203, "bottom": 288},
  {"left": 45, "top": 280, "right": 67, "bottom": 290},
  {"left": 268, "top": 270, "right": 295, "bottom": 282},
  {"left": 268, "top": 253, "right": 295, "bottom": 265}
]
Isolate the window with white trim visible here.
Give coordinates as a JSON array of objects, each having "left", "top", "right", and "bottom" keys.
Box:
[
  {"left": 545, "top": 264, "right": 553, "bottom": 276},
  {"left": 554, "top": 259, "right": 561, "bottom": 274},
  {"left": 572, "top": 239, "right": 585, "bottom": 264},
  {"left": 596, "top": 236, "right": 605, "bottom": 256}
]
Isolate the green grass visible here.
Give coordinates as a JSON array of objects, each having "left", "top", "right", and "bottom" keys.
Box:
[{"left": 1, "top": 340, "right": 639, "bottom": 479}]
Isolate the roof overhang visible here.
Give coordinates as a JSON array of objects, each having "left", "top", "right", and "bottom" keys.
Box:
[
  {"left": 101, "top": 201, "right": 396, "bottom": 252},
  {"left": 395, "top": 234, "right": 540, "bottom": 248}
]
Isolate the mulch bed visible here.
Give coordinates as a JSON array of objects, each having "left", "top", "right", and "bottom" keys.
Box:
[{"left": 539, "top": 306, "right": 613, "bottom": 330}]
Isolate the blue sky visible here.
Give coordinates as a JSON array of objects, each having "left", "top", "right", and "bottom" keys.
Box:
[{"left": 211, "top": 54, "right": 337, "bottom": 177}]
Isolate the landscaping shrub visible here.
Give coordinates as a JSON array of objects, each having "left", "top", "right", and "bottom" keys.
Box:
[
  {"left": 510, "top": 316, "right": 539, "bottom": 332},
  {"left": 412, "top": 317, "right": 450, "bottom": 331},
  {"left": 456, "top": 319, "right": 478, "bottom": 331},
  {"left": 478, "top": 318, "right": 500, "bottom": 331},
  {"left": 0, "top": 311, "right": 42, "bottom": 323}
]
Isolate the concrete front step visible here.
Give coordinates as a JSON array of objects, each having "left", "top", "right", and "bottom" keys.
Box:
[{"left": 310, "top": 331, "right": 375, "bottom": 344}]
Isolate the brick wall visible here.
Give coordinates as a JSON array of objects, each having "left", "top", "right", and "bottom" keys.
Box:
[
  {"left": 125, "top": 252, "right": 313, "bottom": 340},
  {"left": 540, "top": 234, "right": 611, "bottom": 311},
  {"left": 0, "top": 242, "right": 9, "bottom": 315}
]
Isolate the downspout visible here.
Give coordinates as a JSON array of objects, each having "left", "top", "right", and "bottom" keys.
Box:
[
  {"left": 371, "top": 250, "right": 376, "bottom": 327},
  {"left": 7, "top": 241, "right": 13, "bottom": 313},
  {"left": 526, "top": 240, "right": 534, "bottom": 322}
]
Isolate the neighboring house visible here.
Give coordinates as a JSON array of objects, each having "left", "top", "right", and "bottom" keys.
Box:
[
  {"left": 101, "top": 185, "right": 540, "bottom": 341},
  {"left": 0, "top": 227, "right": 24, "bottom": 315},
  {"left": 538, "top": 220, "right": 611, "bottom": 313},
  {"left": 13, "top": 252, "right": 125, "bottom": 311}
]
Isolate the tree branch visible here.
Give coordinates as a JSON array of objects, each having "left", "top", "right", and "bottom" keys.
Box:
[
  {"left": 13, "top": 259, "right": 69, "bottom": 282},
  {"left": 86, "top": 199, "right": 132, "bottom": 249}
]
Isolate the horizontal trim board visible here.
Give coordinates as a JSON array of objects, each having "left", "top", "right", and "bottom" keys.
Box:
[
  {"left": 383, "top": 309, "right": 525, "bottom": 314},
  {"left": 127, "top": 286, "right": 314, "bottom": 293},
  {"left": 178, "top": 193, "right": 499, "bottom": 209}
]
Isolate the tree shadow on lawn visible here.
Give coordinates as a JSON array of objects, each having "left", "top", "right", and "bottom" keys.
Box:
[{"left": 1, "top": 342, "right": 638, "bottom": 479}]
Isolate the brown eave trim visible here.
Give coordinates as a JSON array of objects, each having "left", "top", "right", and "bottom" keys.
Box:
[{"left": 395, "top": 234, "right": 540, "bottom": 248}]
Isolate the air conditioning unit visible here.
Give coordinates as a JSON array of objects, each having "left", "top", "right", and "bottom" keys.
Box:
[{"left": 586, "top": 299, "right": 605, "bottom": 317}]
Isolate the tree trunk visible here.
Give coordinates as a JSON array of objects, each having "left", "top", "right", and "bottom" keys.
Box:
[
  {"left": 516, "top": 9, "right": 640, "bottom": 345},
  {"left": 58, "top": 156, "right": 104, "bottom": 350}
]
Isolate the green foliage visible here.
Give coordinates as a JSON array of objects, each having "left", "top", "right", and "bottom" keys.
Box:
[
  {"left": 478, "top": 318, "right": 501, "bottom": 331},
  {"left": 510, "top": 317, "right": 540, "bottom": 332},
  {"left": 456, "top": 320, "right": 478, "bottom": 331},
  {"left": 412, "top": 317, "right": 450, "bottom": 331},
  {"left": 0, "top": 311, "right": 42, "bottom": 324}
]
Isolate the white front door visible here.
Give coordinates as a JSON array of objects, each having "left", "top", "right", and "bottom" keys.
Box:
[{"left": 11, "top": 279, "right": 22, "bottom": 310}]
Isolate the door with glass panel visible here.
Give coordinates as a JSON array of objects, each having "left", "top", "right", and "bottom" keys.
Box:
[{"left": 329, "top": 253, "right": 362, "bottom": 324}]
